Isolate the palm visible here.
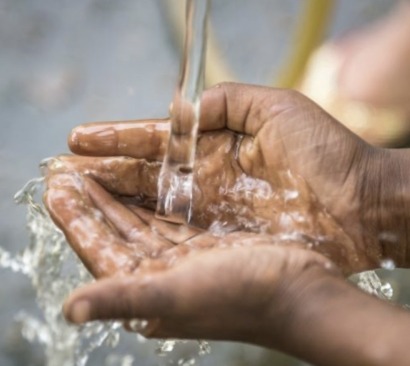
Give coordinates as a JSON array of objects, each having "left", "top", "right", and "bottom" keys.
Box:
[
  {"left": 45, "top": 172, "right": 319, "bottom": 277},
  {"left": 46, "top": 172, "right": 338, "bottom": 341},
  {"left": 256, "top": 101, "right": 366, "bottom": 233},
  {"left": 47, "top": 84, "right": 374, "bottom": 273}
]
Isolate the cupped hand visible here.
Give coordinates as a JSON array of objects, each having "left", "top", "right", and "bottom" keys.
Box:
[
  {"left": 44, "top": 171, "right": 339, "bottom": 345},
  {"left": 46, "top": 83, "right": 383, "bottom": 273},
  {"left": 42, "top": 83, "right": 410, "bottom": 359}
]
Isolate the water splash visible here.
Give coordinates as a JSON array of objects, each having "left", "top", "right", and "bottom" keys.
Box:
[
  {"left": 1, "top": 177, "right": 130, "bottom": 366},
  {"left": 356, "top": 271, "right": 394, "bottom": 301},
  {"left": 1, "top": 176, "right": 211, "bottom": 365},
  {"left": 156, "top": 339, "right": 178, "bottom": 356},
  {"left": 380, "top": 259, "right": 396, "bottom": 271},
  {"left": 156, "top": 339, "right": 211, "bottom": 366}
]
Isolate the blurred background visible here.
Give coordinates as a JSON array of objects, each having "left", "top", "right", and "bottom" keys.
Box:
[{"left": 1, "top": 0, "right": 408, "bottom": 365}]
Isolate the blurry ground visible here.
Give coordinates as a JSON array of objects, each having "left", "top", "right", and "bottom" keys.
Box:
[{"left": 0, "top": 0, "right": 404, "bottom": 365}]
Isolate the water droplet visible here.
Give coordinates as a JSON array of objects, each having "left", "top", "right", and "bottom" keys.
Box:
[
  {"left": 128, "top": 319, "right": 148, "bottom": 333},
  {"left": 380, "top": 259, "right": 395, "bottom": 270},
  {"left": 198, "top": 340, "right": 211, "bottom": 355},
  {"left": 378, "top": 231, "right": 398, "bottom": 243},
  {"left": 380, "top": 283, "right": 394, "bottom": 299},
  {"left": 283, "top": 189, "right": 299, "bottom": 201},
  {"left": 156, "top": 339, "right": 177, "bottom": 356},
  {"left": 105, "top": 331, "right": 120, "bottom": 348}
]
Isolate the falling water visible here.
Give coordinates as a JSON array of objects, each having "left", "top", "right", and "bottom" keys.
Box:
[
  {"left": 156, "top": 0, "right": 210, "bottom": 224},
  {"left": 155, "top": 0, "right": 211, "bottom": 355}
]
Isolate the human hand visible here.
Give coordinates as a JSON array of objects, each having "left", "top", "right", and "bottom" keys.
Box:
[
  {"left": 43, "top": 83, "right": 410, "bottom": 366},
  {"left": 45, "top": 173, "right": 410, "bottom": 366},
  {"left": 46, "top": 83, "right": 401, "bottom": 272},
  {"left": 45, "top": 171, "right": 339, "bottom": 345}
]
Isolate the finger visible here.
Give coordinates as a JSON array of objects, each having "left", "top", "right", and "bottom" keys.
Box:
[
  {"left": 64, "top": 246, "right": 238, "bottom": 324},
  {"left": 47, "top": 155, "right": 160, "bottom": 197},
  {"left": 200, "top": 82, "right": 304, "bottom": 136},
  {"left": 85, "top": 178, "right": 173, "bottom": 255},
  {"left": 63, "top": 247, "right": 249, "bottom": 338},
  {"left": 68, "top": 84, "right": 301, "bottom": 160},
  {"left": 44, "top": 173, "right": 139, "bottom": 277},
  {"left": 69, "top": 119, "right": 169, "bottom": 160},
  {"left": 64, "top": 264, "right": 228, "bottom": 340},
  {"left": 62, "top": 246, "right": 255, "bottom": 337},
  {"left": 63, "top": 273, "right": 176, "bottom": 325}
]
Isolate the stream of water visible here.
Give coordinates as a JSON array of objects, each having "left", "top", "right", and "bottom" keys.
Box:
[{"left": 156, "top": 0, "right": 210, "bottom": 224}]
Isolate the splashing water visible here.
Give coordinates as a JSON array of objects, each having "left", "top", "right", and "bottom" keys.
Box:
[
  {"left": 156, "top": 339, "right": 210, "bottom": 358},
  {"left": 0, "top": 176, "right": 213, "bottom": 365},
  {"left": 356, "top": 271, "right": 394, "bottom": 301},
  {"left": 0, "top": 177, "right": 127, "bottom": 366}
]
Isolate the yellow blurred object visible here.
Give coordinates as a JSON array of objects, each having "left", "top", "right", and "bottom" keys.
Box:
[
  {"left": 299, "top": 44, "right": 410, "bottom": 147},
  {"left": 275, "top": 0, "right": 334, "bottom": 88}
]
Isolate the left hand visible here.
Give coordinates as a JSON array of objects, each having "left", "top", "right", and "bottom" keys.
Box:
[
  {"left": 44, "top": 171, "right": 339, "bottom": 345},
  {"left": 45, "top": 84, "right": 381, "bottom": 274}
]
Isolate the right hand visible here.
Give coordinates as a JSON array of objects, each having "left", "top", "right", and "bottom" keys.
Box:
[
  {"left": 43, "top": 83, "right": 410, "bottom": 366},
  {"left": 47, "top": 83, "right": 391, "bottom": 273}
]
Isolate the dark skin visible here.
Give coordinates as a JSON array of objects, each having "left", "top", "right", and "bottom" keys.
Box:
[{"left": 44, "top": 83, "right": 410, "bottom": 366}]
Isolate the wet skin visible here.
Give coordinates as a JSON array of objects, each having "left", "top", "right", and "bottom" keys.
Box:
[{"left": 44, "top": 83, "right": 410, "bottom": 366}]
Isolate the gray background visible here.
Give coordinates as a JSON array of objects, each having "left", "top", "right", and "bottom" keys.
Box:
[{"left": 0, "top": 0, "right": 401, "bottom": 365}]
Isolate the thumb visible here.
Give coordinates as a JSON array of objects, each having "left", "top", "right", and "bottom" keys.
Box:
[{"left": 63, "top": 273, "right": 175, "bottom": 324}]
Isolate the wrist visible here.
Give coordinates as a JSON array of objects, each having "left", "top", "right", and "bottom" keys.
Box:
[
  {"left": 262, "top": 264, "right": 410, "bottom": 366},
  {"left": 360, "top": 147, "right": 410, "bottom": 268},
  {"left": 257, "top": 261, "right": 343, "bottom": 359}
]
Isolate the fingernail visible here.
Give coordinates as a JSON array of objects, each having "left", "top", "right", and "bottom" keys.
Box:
[
  {"left": 69, "top": 125, "right": 117, "bottom": 152},
  {"left": 68, "top": 126, "right": 82, "bottom": 151},
  {"left": 67, "top": 300, "right": 91, "bottom": 324}
]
